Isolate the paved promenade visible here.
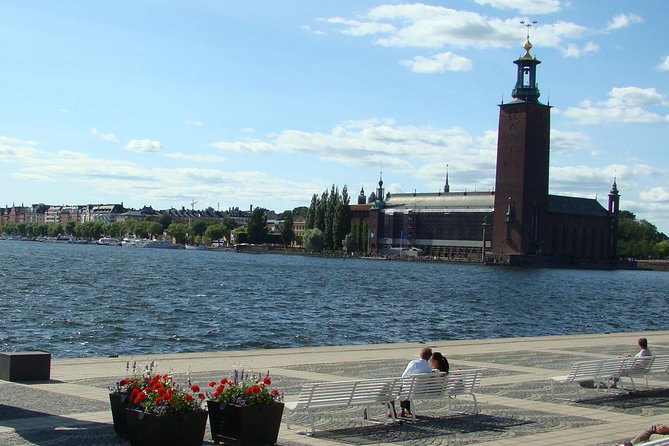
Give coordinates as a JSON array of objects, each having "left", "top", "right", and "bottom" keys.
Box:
[{"left": 2, "top": 330, "right": 669, "bottom": 446}]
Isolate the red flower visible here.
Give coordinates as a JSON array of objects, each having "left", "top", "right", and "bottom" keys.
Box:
[
  {"left": 198, "top": 393, "right": 205, "bottom": 399},
  {"left": 133, "top": 391, "right": 146, "bottom": 404},
  {"left": 272, "top": 389, "right": 280, "bottom": 397},
  {"left": 190, "top": 384, "right": 200, "bottom": 393},
  {"left": 184, "top": 394, "right": 193, "bottom": 402},
  {"left": 263, "top": 377, "right": 271, "bottom": 385},
  {"left": 209, "top": 381, "right": 216, "bottom": 387},
  {"left": 119, "top": 378, "right": 130, "bottom": 386}
]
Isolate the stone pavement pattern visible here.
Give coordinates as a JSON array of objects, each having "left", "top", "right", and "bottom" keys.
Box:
[{"left": 1, "top": 331, "right": 668, "bottom": 446}]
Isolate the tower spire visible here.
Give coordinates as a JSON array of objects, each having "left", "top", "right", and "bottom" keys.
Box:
[
  {"left": 444, "top": 164, "right": 450, "bottom": 193},
  {"left": 512, "top": 21, "right": 541, "bottom": 103}
]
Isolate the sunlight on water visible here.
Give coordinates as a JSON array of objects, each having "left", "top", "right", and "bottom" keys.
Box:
[{"left": 1, "top": 240, "right": 668, "bottom": 358}]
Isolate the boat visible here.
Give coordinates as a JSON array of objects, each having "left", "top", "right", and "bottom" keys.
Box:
[
  {"left": 96, "top": 237, "right": 120, "bottom": 246},
  {"left": 185, "top": 244, "right": 205, "bottom": 250},
  {"left": 145, "top": 238, "right": 181, "bottom": 249},
  {"left": 122, "top": 236, "right": 149, "bottom": 248}
]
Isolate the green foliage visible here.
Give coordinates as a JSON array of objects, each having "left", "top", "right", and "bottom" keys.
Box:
[
  {"left": 304, "top": 184, "right": 352, "bottom": 251},
  {"left": 303, "top": 228, "right": 324, "bottom": 252},
  {"left": 343, "top": 233, "right": 356, "bottom": 253},
  {"left": 246, "top": 207, "right": 267, "bottom": 244},
  {"left": 158, "top": 213, "right": 173, "bottom": 231},
  {"left": 281, "top": 211, "right": 295, "bottom": 246},
  {"left": 617, "top": 210, "right": 668, "bottom": 259},
  {"left": 166, "top": 223, "right": 189, "bottom": 244}
]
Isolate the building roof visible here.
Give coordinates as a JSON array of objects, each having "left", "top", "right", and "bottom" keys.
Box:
[
  {"left": 548, "top": 195, "right": 609, "bottom": 217},
  {"left": 384, "top": 192, "right": 495, "bottom": 211}
]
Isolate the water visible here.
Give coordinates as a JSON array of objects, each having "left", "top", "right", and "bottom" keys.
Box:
[{"left": 1, "top": 240, "right": 667, "bottom": 358}]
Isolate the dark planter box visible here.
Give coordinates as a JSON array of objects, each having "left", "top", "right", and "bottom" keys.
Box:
[
  {"left": 207, "top": 401, "right": 284, "bottom": 445},
  {"left": 125, "top": 408, "right": 208, "bottom": 446},
  {"left": 0, "top": 351, "right": 51, "bottom": 382},
  {"left": 109, "top": 393, "right": 130, "bottom": 436}
]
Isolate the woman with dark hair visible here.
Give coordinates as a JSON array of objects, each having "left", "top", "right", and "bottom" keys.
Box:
[{"left": 429, "top": 352, "right": 449, "bottom": 374}]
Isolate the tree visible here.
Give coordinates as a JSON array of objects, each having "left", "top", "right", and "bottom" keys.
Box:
[
  {"left": 334, "top": 185, "right": 351, "bottom": 250},
  {"left": 47, "top": 222, "right": 63, "bottom": 237},
  {"left": 246, "top": 207, "right": 267, "bottom": 244},
  {"left": 166, "top": 222, "right": 189, "bottom": 244},
  {"left": 190, "top": 220, "right": 208, "bottom": 237},
  {"left": 316, "top": 191, "right": 327, "bottom": 231},
  {"left": 617, "top": 210, "right": 668, "bottom": 259},
  {"left": 158, "top": 213, "right": 173, "bottom": 231},
  {"left": 65, "top": 221, "right": 77, "bottom": 235},
  {"left": 281, "top": 211, "right": 295, "bottom": 247},
  {"left": 343, "top": 232, "right": 356, "bottom": 253},
  {"left": 305, "top": 194, "right": 318, "bottom": 230},
  {"left": 303, "top": 228, "right": 324, "bottom": 252},
  {"left": 204, "top": 224, "right": 225, "bottom": 244}
]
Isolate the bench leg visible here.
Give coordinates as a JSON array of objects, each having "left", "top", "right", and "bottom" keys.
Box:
[
  {"left": 308, "top": 411, "right": 316, "bottom": 435},
  {"left": 471, "top": 394, "right": 479, "bottom": 414}
]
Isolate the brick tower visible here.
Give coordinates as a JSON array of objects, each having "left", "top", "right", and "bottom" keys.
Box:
[{"left": 492, "top": 35, "right": 551, "bottom": 256}]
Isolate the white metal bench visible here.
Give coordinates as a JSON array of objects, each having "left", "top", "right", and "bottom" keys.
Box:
[
  {"left": 284, "top": 377, "right": 400, "bottom": 434},
  {"left": 549, "top": 358, "right": 628, "bottom": 399},
  {"left": 639, "top": 437, "right": 669, "bottom": 446},
  {"left": 397, "top": 368, "right": 484, "bottom": 421},
  {"left": 445, "top": 368, "right": 484, "bottom": 413},
  {"left": 285, "top": 369, "right": 485, "bottom": 433}
]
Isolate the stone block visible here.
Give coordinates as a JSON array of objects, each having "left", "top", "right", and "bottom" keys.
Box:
[{"left": 0, "top": 351, "right": 51, "bottom": 382}]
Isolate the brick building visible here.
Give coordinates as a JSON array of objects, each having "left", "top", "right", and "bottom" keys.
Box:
[{"left": 353, "top": 36, "right": 618, "bottom": 266}]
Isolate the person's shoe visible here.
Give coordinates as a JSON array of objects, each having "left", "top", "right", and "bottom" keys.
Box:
[{"left": 398, "top": 410, "right": 407, "bottom": 417}]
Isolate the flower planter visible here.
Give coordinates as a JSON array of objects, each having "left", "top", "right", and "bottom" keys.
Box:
[
  {"left": 125, "top": 408, "right": 208, "bottom": 446},
  {"left": 109, "top": 393, "right": 130, "bottom": 436},
  {"left": 207, "top": 401, "right": 284, "bottom": 445}
]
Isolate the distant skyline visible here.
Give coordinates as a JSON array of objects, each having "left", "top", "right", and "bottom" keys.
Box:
[{"left": 1, "top": 1, "right": 668, "bottom": 233}]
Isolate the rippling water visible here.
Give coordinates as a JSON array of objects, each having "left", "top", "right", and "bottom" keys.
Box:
[{"left": 1, "top": 240, "right": 668, "bottom": 358}]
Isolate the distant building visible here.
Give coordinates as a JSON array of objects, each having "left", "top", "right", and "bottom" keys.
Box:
[{"left": 352, "top": 36, "right": 619, "bottom": 266}]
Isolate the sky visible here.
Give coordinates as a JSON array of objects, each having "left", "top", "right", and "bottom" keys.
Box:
[{"left": 1, "top": 0, "right": 668, "bottom": 233}]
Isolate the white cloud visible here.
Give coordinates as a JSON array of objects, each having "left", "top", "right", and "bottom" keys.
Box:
[
  {"left": 657, "top": 55, "right": 669, "bottom": 72},
  {"left": 550, "top": 129, "right": 592, "bottom": 153},
  {"left": 640, "top": 187, "right": 669, "bottom": 203},
  {"left": 91, "top": 128, "right": 119, "bottom": 143},
  {"left": 125, "top": 139, "right": 162, "bottom": 153},
  {"left": 325, "top": 4, "right": 588, "bottom": 54},
  {"left": 0, "top": 136, "right": 40, "bottom": 162},
  {"left": 561, "top": 41, "right": 599, "bottom": 58},
  {"left": 209, "top": 140, "right": 276, "bottom": 153},
  {"left": 474, "top": 0, "right": 562, "bottom": 14},
  {"left": 301, "top": 25, "right": 325, "bottom": 36},
  {"left": 400, "top": 52, "right": 473, "bottom": 73},
  {"left": 563, "top": 87, "right": 669, "bottom": 124},
  {"left": 163, "top": 152, "right": 226, "bottom": 163},
  {"left": 185, "top": 119, "right": 203, "bottom": 127},
  {"left": 606, "top": 13, "right": 643, "bottom": 31}
]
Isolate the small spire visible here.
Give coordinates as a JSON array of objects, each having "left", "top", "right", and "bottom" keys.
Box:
[
  {"left": 444, "top": 164, "right": 450, "bottom": 193},
  {"left": 610, "top": 177, "right": 619, "bottom": 194}
]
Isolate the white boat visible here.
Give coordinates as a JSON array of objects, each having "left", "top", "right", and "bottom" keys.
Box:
[
  {"left": 185, "top": 244, "right": 205, "bottom": 250},
  {"left": 96, "top": 237, "right": 119, "bottom": 246},
  {"left": 145, "top": 239, "right": 180, "bottom": 249},
  {"left": 122, "top": 236, "right": 149, "bottom": 248}
]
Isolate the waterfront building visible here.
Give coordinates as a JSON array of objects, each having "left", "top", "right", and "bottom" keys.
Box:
[{"left": 354, "top": 36, "right": 619, "bottom": 266}]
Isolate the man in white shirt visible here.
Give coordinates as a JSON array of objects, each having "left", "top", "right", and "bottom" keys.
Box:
[
  {"left": 397, "top": 347, "right": 433, "bottom": 417},
  {"left": 402, "top": 347, "right": 433, "bottom": 377}
]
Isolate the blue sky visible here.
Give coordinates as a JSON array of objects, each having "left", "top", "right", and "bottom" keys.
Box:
[{"left": 1, "top": 0, "right": 668, "bottom": 233}]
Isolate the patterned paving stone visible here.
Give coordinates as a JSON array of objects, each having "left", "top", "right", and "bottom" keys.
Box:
[
  {"left": 289, "top": 399, "right": 602, "bottom": 446},
  {"left": 282, "top": 359, "right": 519, "bottom": 379},
  {"left": 0, "top": 384, "right": 108, "bottom": 419}
]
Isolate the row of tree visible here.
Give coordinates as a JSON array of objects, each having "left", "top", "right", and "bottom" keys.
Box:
[
  {"left": 0, "top": 216, "right": 241, "bottom": 246},
  {"left": 304, "top": 185, "right": 351, "bottom": 251},
  {"left": 617, "top": 211, "right": 669, "bottom": 259}
]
